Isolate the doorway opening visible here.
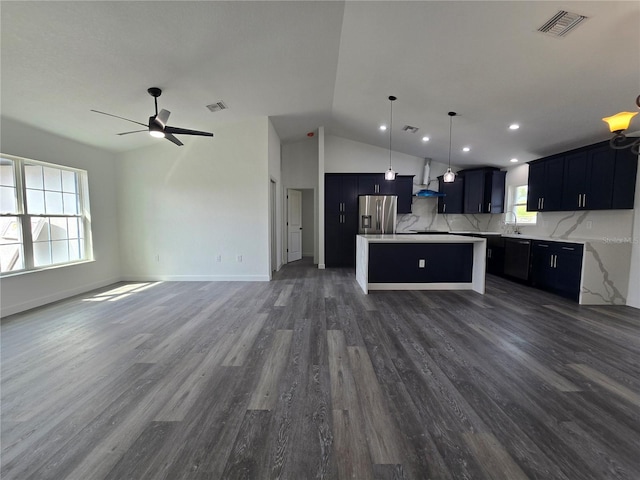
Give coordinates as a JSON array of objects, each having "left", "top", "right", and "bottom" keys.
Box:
[{"left": 286, "top": 188, "right": 316, "bottom": 264}]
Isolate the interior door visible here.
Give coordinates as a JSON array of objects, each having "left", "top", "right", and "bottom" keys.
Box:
[{"left": 287, "top": 189, "right": 303, "bottom": 262}]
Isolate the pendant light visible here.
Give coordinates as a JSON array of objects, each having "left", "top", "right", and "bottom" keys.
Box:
[
  {"left": 385, "top": 95, "right": 397, "bottom": 180},
  {"left": 443, "top": 112, "right": 457, "bottom": 183}
]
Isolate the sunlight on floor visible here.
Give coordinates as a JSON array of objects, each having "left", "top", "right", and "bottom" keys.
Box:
[{"left": 83, "top": 282, "right": 162, "bottom": 302}]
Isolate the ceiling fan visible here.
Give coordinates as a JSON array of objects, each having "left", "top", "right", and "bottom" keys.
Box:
[{"left": 91, "top": 87, "right": 213, "bottom": 146}]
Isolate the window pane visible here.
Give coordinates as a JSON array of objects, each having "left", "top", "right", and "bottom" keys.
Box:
[
  {"left": 0, "top": 244, "right": 23, "bottom": 272},
  {"left": 515, "top": 186, "right": 528, "bottom": 204},
  {"left": 1, "top": 186, "right": 17, "bottom": 214},
  {"left": 67, "top": 217, "right": 79, "bottom": 239},
  {"left": 1, "top": 217, "right": 21, "bottom": 242},
  {"left": 26, "top": 189, "right": 45, "bottom": 214},
  {"left": 44, "top": 167, "right": 62, "bottom": 191},
  {"left": 69, "top": 238, "right": 81, "bottom": 261},
  {"left": 0, "top": 160, "right": 15, "bottom": 187},
  {"left": 63, "top": 193, "right": 78, "bottom": 214},
  {"left": 62, "top": 170, "right": 77, "bottom": 194},
  {"left": 50, "top": 217, "right": 68, "bottom": 240},
  {"left": 31, "top": 217, "right": 50, "bottom": 241},
  {"left": 45, "top": 191, "right": 64, "bottom": 214},
  {"left": 25, "top": 164, "right": 43, "bottom": 189},
  {"left": 51, "top": 240, "right": 70, "bottom": 264},
  {"left": 33, "top": 241, "right": 52, "bottom": 267}
]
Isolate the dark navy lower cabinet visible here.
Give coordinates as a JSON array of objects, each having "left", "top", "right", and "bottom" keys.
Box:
[
  {"left": 530, "top": 240, "right": 583, "bottom": 301},
  {"left": 368, "top": 243, "right": 473, "bottom": 283}
]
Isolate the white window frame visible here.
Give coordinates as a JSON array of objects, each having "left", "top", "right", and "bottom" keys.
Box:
[{"left": 0, "top": 153, "right": 93, "bottom": 276}]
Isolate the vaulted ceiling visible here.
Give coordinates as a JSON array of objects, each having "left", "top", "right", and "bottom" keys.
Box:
[{"left": 2, "top": 1, "right": 638, "bottom": 169}]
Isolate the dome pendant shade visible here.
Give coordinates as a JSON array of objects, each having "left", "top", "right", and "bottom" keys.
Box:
[{"left": 602, "top": 111, "right": 637, "bottom": 133}]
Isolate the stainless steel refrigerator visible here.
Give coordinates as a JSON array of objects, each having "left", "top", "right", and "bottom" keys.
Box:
[{"left": 358, "top": 195, "right": 397, "bottom": 234}]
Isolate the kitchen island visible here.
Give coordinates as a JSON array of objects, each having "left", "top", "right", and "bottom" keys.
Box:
[{"left": 356, "top": 234, "right": 486, "bottom": 294}]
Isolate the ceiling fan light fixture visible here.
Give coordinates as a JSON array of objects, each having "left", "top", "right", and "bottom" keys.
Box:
[
  {"left": 602, "top": 111, "right": 637, "bottom": 133},
  {"left": 149, "top": 130, "right": 165, "bottom": 138}
]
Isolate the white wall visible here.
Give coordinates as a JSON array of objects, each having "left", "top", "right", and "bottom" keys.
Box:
[
  {"left": 117, "top": 117, "right": 271, "bottom": 281},
  {"left": 282, "top": 135, "right": 319, "bottom": 263},
  {"left": 626, "top": 158, "right": 640, "bottom": 309},
  {"left": 301, "top": 189, "right": 314, "bottom": 257},
  {"left": 325, "top": 135, "right": 426, "bottom": 182},
  {"left": 267, "top": 118, "right": 283, "bottom": 273},
  {"left": 0, "top": 117, "right": 120, "bottom": 316}
]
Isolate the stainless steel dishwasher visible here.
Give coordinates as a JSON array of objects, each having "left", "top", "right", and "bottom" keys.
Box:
[{"left": 503, "top": 238, "right": 531, "bottom": 281}]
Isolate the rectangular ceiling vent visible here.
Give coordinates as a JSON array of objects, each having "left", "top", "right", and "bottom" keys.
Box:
[
  {"left": 402, "top": 125, "right": 419, "bottom": 134},
  {"left": 538, "top": 10, "right": 588, "bottom": 37},
  {"left": 206, "top": 101, "right": 228, "bottom": 113}
]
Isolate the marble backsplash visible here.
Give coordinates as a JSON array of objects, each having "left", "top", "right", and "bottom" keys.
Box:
[{"left": 398, "top": 197, "right": 635, "bottom": 242}]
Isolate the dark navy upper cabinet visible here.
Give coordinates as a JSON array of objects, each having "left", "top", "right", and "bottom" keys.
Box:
[
  {"left": 526, "top": 156, "right": 564, "bottom": 211},
  {"left": 561, "top": 145, "right": 615, "bottom": 211},
  {"left": 529, "top": 140, "right": 637, "bottom": 212},
  {"left": 394, "top": 176, "right": 414, "bottom": 214},
  {"left": 462, "top": 168, "right": 506, "bottom": 214},
  {"left": 612, "top": 146, "right": 638, "bottom": 209},
  {"left": 437, "top": 175, "right": 464, "bottom": 214},
  {"left": 358, "top": 174, "right": 394, "bottom": 195}
]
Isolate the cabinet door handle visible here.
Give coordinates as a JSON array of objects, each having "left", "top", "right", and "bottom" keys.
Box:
[
  {"left": 577, "top": 194, "right": 581, "bottom": 207},
  {"left": 443, "top": 204, "right": 446, "bottom": 213},
  {"left": 478, "top": 203, "right": 481, "bottom": 213},
  {"left": 561, "top": 246, "right": 574, "bottom": 251},
  {"left": 583, "top": 194, "right": 586, "bottom": 208},
  {"left": 538, "top": 198, "right": 542, "bottom": 210},
  {"left": 541, "top": 197, "right": 544, "bottom": 210},
  {"left": 488, "top": 203, "right": 491, "bottom": 212},
  {"left": 488, "top": 248, "right": 492, "bottom": 259},
  {"left": 538, "top": 244, "right": 549, "bottom": 247},
  {"left": 553, "top": 254, "right": 557, "bottom": 268},
  {"left": 550, "top": 255, "right": 554, "bottom": 267}
]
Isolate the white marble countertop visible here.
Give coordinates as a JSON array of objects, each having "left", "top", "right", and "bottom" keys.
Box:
[
  {"left": 501, "top": 234, "right": 587, "bottom": 245},
  {"left": 359, "top": 234, "right": 486, "bottom": 243}
]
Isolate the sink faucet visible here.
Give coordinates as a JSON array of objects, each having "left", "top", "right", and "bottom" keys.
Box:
[{"left": 504, "top": 211, "right": 519, "bottom": 234}]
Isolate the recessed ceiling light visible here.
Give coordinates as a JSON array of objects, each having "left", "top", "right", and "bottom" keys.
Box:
[
  {"left": 509, "top": 124, "right": 520, "bottom": 130},
  {"left": 510, "top": 158, "right": 519, "bottom": 163},
  {"left": 422, "top": 136, "right": 430, "bottom": 142},
  {"left": 462, "top": 147, "right": 470, "bottom": 152},
  {"left": 379, "top": 125, "right": 387, "bottom": 131}
]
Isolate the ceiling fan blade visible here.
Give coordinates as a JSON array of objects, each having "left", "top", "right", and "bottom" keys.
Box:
[
  {"left": 91, "top": 110, "right": 148, "bottom": 127},
  {"left": 164, "top": 133, "right": 184, "bottom": 146},
  {"left": 156, "top": 109, "right": 170, "bottom": 128},
  {"left": 117, "top": 129, "right": 148, "bottom": 136},
  {"left": 165, "top": 125, "right": 214, "bottom": 137}
]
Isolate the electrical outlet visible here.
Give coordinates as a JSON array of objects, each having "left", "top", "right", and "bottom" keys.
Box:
[
  {"left": 586, "top": 220, "right": 592, "bottom": 229},
  {"left": 418, "top": 259, "right": 426, "bottom": 268},
  {"left": 237, "top": 255, "right": 242, "bottom": 263},
  {"left": 216, "top": 255, "right": 222, "bottom": 262}
]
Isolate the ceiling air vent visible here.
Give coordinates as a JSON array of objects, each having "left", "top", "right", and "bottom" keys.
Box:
[
  {"left": 402, "top": 125, "right": 419, "bottom": 134},
  {"left": 206, "top": 101, "right": 228, "bottom": 113},
  {"left": 538, "top": 10, "right": 588, "bottom": 37}
]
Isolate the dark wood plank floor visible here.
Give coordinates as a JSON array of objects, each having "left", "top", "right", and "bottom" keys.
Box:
[{"left": 2, "top": 258, "right": 640, "bottom": 479}]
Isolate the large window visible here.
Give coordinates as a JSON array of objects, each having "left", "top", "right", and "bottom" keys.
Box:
[
  {"left": 507, "top": 185, "right": 537, "bottom": 225},
  {"left": 0, "top": 154, "right": 92, "bottom": 274}
]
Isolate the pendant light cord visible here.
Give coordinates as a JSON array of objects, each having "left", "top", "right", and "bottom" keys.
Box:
[
  {"left": 448, "top": 114, "right": 453, "bottom": 168},
  {"left": 389, "top": 98, "right": 393, "bottom": 168}
]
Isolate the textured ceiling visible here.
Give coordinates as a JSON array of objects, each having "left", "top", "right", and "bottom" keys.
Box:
[{"left": 1, "top": 1, "right": 639, "bottom": 169}]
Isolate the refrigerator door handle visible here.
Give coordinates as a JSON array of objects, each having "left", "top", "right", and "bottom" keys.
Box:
[{"left": 375, "top": 199, "right": 381, "bottom": 231}]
